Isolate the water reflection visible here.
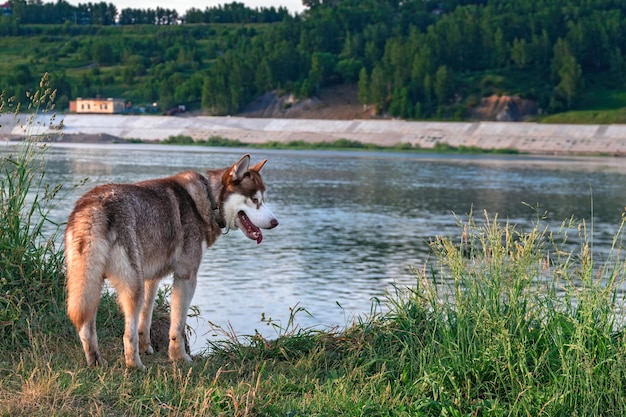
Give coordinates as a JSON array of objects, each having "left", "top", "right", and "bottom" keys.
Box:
[{"left": 5, "top": 143, "right": 626, "bottom": 351}]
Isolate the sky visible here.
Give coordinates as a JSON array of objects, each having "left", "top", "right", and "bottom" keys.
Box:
[{"left": 67, "top": 0, "right": 306, "bottom": 15}]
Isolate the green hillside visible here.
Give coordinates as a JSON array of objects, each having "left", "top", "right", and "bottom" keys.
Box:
[{"left": 3, "top": 0, "right": 626, "bottom": 122}]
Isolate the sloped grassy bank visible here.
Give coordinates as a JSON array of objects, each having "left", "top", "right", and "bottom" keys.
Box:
[{"left": 2, "top": 128, "right": 626, "bottom": 415}]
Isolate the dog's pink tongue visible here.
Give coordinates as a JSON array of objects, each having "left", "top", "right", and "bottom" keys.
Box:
[{"left": 239, "top": 212, "right": 263, "bottom": 244}]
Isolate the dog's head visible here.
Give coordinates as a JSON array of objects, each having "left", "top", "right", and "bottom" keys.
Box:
[{"left": 220, "top": 154, "right": 278, "bottom": 244}]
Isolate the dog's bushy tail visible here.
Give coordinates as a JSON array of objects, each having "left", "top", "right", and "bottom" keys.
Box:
[{"left": 65, "top": 219, "right": 108, "bottom": 329}]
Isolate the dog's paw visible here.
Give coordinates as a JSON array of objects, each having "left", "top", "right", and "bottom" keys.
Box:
[
  {"left": 125, "top": 359, "right": 147, "bottom": 372},
  {"left": 169, "top": 345, "right": 192, "bottom": 363},
  {"left": 125, "top": 349, "right": 147, "bottom": 371},
  {"left": 170, "top": 352, "right": 192, "bottom": 363},
  {"left": 140, "top": 344, "right": 154, "bottom": 355},
  {"left": 86, "top": 350, "right": 107, "bottom": 368},
  {"left": 131, "top": 363, "right": 148, "bottom": 372}
]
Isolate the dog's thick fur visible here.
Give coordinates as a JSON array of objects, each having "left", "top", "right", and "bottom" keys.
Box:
[{"left": 65, "top": 154, "right": 278, "bottom": 370}]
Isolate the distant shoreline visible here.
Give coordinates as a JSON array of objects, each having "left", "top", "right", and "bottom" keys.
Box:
[{"left": 1, "top": 114, "right": 625, "bottom": 157}]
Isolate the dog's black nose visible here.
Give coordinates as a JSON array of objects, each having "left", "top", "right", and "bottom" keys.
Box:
[{"left": 270, "top": 218, "right": 279, "bottom": 229}]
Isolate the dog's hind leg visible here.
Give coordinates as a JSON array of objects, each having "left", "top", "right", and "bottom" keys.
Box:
[
  {"left": 113, "top": 278, "right": 146, "bottom": 371},
  {"left": 168, "top": 272, "right": 197, "bottom": 363},
  {"left": 77, "top": 316, "right": 107, "bottom": 367},
  {"left": 138, "top": 279, "right": 159, "bottom": 355}
]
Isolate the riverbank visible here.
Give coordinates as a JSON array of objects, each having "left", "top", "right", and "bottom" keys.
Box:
[
  {"left": 4, "top": 208, "right": 626, "bottom": 416},
  {"left": 2, "top": 113, "right": 626, "bottom": 156}
]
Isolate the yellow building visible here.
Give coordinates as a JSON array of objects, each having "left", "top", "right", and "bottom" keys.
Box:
[{"left": 69, "top": 97, "right": 126, "bottom": 114}]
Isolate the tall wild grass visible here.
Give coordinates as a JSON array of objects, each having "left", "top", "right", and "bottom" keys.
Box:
[
  {"left": 200, "top": 211, "right": 626, "bottom": 416},
  {"left": 357, "top": 212, "right": 626, "bottom": 415},
  {"left": 0, "top": 75, "right": 70, "bottom": 349}
]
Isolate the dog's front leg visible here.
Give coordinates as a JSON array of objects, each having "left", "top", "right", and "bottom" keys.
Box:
[{"left": 168, "top": 273, "right": 196, "bottom": 363}]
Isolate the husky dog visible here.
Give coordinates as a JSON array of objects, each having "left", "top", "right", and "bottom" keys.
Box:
[{"left": 65, "top": 154, "right": 278, "bottom": 370}]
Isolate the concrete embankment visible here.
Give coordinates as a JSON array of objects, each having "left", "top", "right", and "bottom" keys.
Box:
[{"left": 1, "top": 113, "right": 625, "bottom": 155}]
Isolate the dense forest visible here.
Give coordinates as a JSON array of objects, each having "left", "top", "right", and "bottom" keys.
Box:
[{"left": 2, "top": 0, "right": 626, "bottom": 120}]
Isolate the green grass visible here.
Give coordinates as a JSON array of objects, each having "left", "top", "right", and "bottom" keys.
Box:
[
  {"left": 536, "top": 88, "right": 626, "bottom": 124},
  {"left": 575, "top": 88, "right": 626, "bottom": 110},
  {"left": 538, "top": 108, "right": 626, "bottom": 124},
  {"left": 159, "top": 135, "right": 520, "bottom": 154}
]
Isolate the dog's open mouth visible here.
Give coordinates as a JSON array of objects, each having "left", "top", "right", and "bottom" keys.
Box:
[{"left": 238, "top": 211, "right": 263, "bottom": 244}]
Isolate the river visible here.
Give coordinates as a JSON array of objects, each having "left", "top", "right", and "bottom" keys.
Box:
[{"left": 12, "top": 143, "right": 626, "bottom": 352}]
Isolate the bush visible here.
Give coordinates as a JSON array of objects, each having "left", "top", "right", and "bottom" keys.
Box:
[{"left": 161, "top": 134, "right": 195, "bottom": 144}]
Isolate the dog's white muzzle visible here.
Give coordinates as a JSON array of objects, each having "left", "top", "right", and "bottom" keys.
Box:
[{"left": 237, "top": 203, "right": 278, "bottom": 244}]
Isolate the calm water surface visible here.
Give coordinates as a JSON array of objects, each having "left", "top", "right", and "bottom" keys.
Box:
[{"left": 17, "top": 144, "right": 626, "bottom": 351}]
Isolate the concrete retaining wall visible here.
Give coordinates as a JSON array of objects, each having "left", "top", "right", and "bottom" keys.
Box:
[{"left": 2, "top": 113, "right": 625, "bottom": 155}]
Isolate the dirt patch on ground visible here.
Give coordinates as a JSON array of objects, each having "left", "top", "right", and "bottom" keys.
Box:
[
  {"left": 470, "top": 95, "right": 538, "bottom": 121},
  {"left": 239, "top": 86, "right": 538, "bottom": 122},
  {"left": 239, "top": 84, "right": 379, "bottom": 120}
]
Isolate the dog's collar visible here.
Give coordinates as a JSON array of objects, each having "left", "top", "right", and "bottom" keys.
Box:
[
  {"left": 212, "top": 206, "right": 226, "bottom": 229},
  {"left": 204, "top": 174, "right": 227, "bottom": 230}
]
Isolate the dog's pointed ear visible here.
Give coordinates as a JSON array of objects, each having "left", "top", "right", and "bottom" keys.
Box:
[
  {"left": 231, "top": 154, "right": 251, "bottom": 181},
  {"left": 250, "top": 158, "right": 268, "bottom": 172}
]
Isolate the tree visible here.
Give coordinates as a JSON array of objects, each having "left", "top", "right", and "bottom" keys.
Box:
[
  {"left": 299, "top": 77, "right": 314, "bottom": 97},
  {"left": 255, "top": 58, "right": 273, "bottom": 92},
  {"left": 556, "top": 53, "right": 582, "bottom": 109},
  {"left": 433, "top": 65, "right": 453, "bottom": 106},
  {"left": 202, "top": 72, "right": 230, "bottom": 115},
  {"left": 609, "top": 47, "right": 625, "bottom": 86},
  {"left": 511, "top": 38, "right": 529, "bottom": 68},
  {"left": 368, "top": 64, "right": 387, "bottom": 113},
  {"left": 410, "top": 44, "right": 434, "bottom": 98},
  {"left": 174, "top": 73, "right": 204, "bottom": 104},
  {"left": 89, "top": 2, "right": 117, "bottom": 25},
  {"left": 0, "top": 16, "right": 18, "bottom": 35},
  {"left": 92, "top": 41, "right": 115, "bottom": 66},
  {"left": 158, "top": 77, "right": 176, "bottom": 110},
  {"left": 308, "top": 52, "right": 338, "bottom": 93},
  {"left": 183, "top": 7, "right": 204, "bottom": 23},
  {"left": 335, "top": 58, "right": 363, "bottom": 82},
  {"left": 530, "top": 29, "right": 552, "bottom": 66},
  {"left": 357, "top": 67, "right": 369, "bottom": 104},
  {"left": 552, "top": 38, "right": 582, "bottom": 108},
  {"left": 493, "top": 27, "right": 508, "bottom": 68},
  {"left": 389, "top": 87, "right": 412, "bottom": 119},
  {"left": 122, "top": 67, "right": 134, "bottom": 84},
  {"left": 13, "top": 64, "right": 32, "bottom": 85},
  {"left": 423, "top": 73, "right": 432, "bottom": 108}
]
